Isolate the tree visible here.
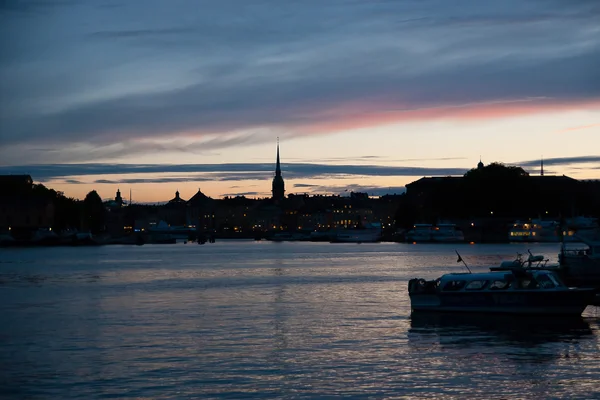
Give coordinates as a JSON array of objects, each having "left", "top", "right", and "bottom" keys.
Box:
[
  {"left": 83, "top": 190, "right": 106, "bottom": 233},
  {"left": 464, "top": 162, "right": 529, "bottom": 180},
  {"left": 462, "top": 162, "right": 530, "bottom": 218}
]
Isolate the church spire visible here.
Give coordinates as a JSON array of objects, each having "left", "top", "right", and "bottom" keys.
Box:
[
  {"left": 541, "top": 156, "right": 544, "bottom": 176},
  {"left": 275, "top": 137, "right": 281, "bottom": 176},
  {"left": 272, "top": 137, "right": 285, "bottom": 202}
]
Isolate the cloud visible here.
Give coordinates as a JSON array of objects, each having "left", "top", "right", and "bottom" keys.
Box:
[
  {"left": 1, "top": 0, "right": 599, "bottom": 159},
  {"left": 219, "top": 191, "right": 263, "bottom": 197},
  {"left": 293, "top": 183, "right": 319, "bottom": 188},
  {"left": 291, "top": 184, "right": 407, "bottom": 196},
  {"left": 519, "top": 155, "right": 600, "bottom": 167},
  {"left": 0, "top": 0, "right": 77, "bottom": 14},
  {"left": 5, "top": 155, "right": 599, "bottom": 184},
  {"left": 556, "top": 123, "right": 600, "bottom": 133},
  {"left": 89, "top": 28, "right": 194, "bottom": 39},
  {"left": 0, "top": 162, "right": 468, "bottom": 182}
]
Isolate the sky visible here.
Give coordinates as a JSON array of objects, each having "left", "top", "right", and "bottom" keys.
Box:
[{"left": 1, "top": 0, "right": 599, "bottom": 202}]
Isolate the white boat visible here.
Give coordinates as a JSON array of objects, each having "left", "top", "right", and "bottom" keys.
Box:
[
  {"left": 559, "top": 231, "right": 600, "bottom": 287},
  {"left": 562, "top": 217, "right": 599, "bottom": 242},
  {"left": 508, "top": 219, "right": 560, "bottom": 242},
  {"left": 330, "top": 223, "right": 382, "bottom": 243},
  {"left": 406, "top": 223, "right": 464, "bottom": 243},
  {"left": 408, "top": 269, "right": 597, "bottom": 315},
  {"left": 149, "top": 220, "right": 192, "bottom": 239},
  {"left": 431, "top": 224, "right": 465, "bottom": 243},
  {"left": 0, "top": 231, "right": 15, "bottom": 245},
  {"left": 309, "top": 230, "right": 335, "bottom": 242},
  {"left": 268, "top": 232, "right": 311, "bottom": 242},
  {"left": 31, "top": 228, "right": 58, "bottom": 242},
  {"left": 405, "top": 224, "right": 433, "bottom": 242}
]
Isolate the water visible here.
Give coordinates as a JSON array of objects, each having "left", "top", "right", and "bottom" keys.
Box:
[{"left": 1, "top": 242, "right": 599, "bottom": 399}]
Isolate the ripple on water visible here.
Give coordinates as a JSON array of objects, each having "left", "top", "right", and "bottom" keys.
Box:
[{"left": 1, "top": 242, "right": 599, "bottom": 399}]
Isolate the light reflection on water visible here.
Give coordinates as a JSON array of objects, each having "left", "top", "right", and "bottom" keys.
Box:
[{"left": 1, "top": 241, "right": 599, "bottom": 399}]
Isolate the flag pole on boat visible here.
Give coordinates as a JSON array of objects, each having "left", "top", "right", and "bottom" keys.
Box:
[{"left": 455, "top": 250, "right": 472, "bottom": 273}]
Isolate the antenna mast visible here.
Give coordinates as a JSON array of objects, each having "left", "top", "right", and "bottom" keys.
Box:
[{"left": 455, "top": 250, "right": 472, "bottom": 273}]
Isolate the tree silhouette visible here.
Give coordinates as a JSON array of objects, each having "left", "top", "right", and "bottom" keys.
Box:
[
  {"left": 83, "top": 190, "right": 106, "bottom": 233},
  {"left": 462, "top": 162, "right": 531, "bottom": 218},
  {"left": 464, "top": 162, "right": 529, "bottom": 180}
]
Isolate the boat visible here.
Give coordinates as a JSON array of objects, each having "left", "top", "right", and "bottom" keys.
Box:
[
  {"left": 562, "top": 217, "right": 599, "bottom": 242},
  {"left": 0, "top": 230, "right": 15, "bottom": 245},
  {"left": 490, "top": 247, "right": 600, "bottom": 306},
  {"left": 431, "top": 224, "right": 465, "bottom": 243},
  {"left": 558, "top": 231, "right": 600, "bottom": 287},
  {"left": 405, "top": 224, "right": 433, "bottom": 242},
  {"left": 508, "top": 219, "right": 560, "bottom": 242},
  {"left": 408, "top": 268, "right": 597, "bottom": 315},
  {"left": 405, "top": 223, "right": 464, "bottom": 243},
  {"left": 309, "top": 230, "right": 334, "bottom": 242},
  {"left": 268, "top": 231, "right": 311, "bottom": 242},
  {"left": 330, "top": 223, "right": 382, "bottom": 243}
]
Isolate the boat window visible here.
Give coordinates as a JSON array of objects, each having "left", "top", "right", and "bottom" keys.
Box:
[
  {"left": 465, "top": 280, "right": 488, "bottom": 290},
  {"left": 516, "top": 278, "right": 539, "bottom": 289},
  {"left": 489, "top": 280, "right": 510, "bottom": 290},
  {"left": 442, "top": 280, "right": 466, "bottom": 291},
  {"left": 547, "top": 274, "right": 563, "bottom": 287},
  {"left": 535, "top": 274, "right": 556, "bottom": 289}
]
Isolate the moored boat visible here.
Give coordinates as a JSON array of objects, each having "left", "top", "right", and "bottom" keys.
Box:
[
  {"left": 408, "top": 268, "right": 597, "bottom": 315},
  {"left": 405, "top": 224, "right": 433, "bottom": 242},
  {"left": 558, "top": 232, "right": 600, "bottom": 287},
  {"left": 431, "top": 224, "right": 465, "bottom": 243},
  {"left": 508, "top": 219, "right": 560, "bottom": 242},
  {"left": 405, "top": 223, "right": 464, "bottom": 243},
  {"left": 330, "top": 223, "right": 382, "bottom": 243}
]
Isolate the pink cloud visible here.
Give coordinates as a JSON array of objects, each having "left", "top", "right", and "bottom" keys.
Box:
[
  {"left": 556, "top": 123, "right": 600, "bottom": 133},
  {"left": 299, "top": 98, "right": 600, "bottom": 134}
]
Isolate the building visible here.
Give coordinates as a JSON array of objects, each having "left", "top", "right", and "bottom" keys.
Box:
[
  {"left": 187, "top": 188, "right": 215, "bottom": 231},
  {"left": 272, "top": 139, "right": 285, "bottom": 202},
  {"left": 160, "top": 190, "right": 188, "bottom": 226}
]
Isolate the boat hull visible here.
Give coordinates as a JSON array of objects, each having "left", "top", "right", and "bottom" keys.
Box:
[
  {"left": 410, "top": 289, "right": 595, "bottom": 315},
  {"left": 560, "top": 257, "right": 600, "bottom": 283}
]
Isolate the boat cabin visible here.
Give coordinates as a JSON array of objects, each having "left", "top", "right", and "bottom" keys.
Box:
[{"left": 409, "top": 270, "right": 565, "bottom": 295}]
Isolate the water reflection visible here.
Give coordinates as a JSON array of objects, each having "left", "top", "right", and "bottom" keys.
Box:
[
  {"left": 409, "top": 312, "right": 594, "bottom": 348},
  {"left": 2, "top": 243, "right": 600, "bottom": 399}
]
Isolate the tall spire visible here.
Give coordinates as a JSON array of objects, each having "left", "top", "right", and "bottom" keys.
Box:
[
  {"left": 275, "top": 137, "right": 281, "bottom": 176},
  {"left": 541, "top": 156, "right": 544, "bottom": 176},
  {"left": 272, "top": 137, "right": 285, "bottom": 202}
]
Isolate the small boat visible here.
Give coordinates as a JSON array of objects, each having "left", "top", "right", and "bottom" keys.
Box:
[
  {"left": 508, "top": 219, "right": 560, "bottom": 242},
  {"left": 494, "top": 241, "right": 600, "bottom": 293},
  {"left": 562, "top": 216, "right": 599, "bottom": 242},
  {"left": 408, "top": 268, "right": 597, "bottom": 315},
  {"left": 405, "top": 223, "right": 465, "bottom": 243},
  {"left": 268, "top": 232, "right": 310, "bottom": 242},
  {"left": 558, "top": 232, "right": 600, "bottom": 287},
  {"left": 330, "top": 224, "right": 382, "bottom": 243},
  {"left": 431, "top": 224, "right": 465, "bottom": 243},
  {"left": 405, "top": 224, "right": 433, "bottom": 242}
]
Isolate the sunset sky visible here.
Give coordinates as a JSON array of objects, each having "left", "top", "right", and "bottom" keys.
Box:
[{"left": 1, "top": 0, "right": 599, "bottom": 202}]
